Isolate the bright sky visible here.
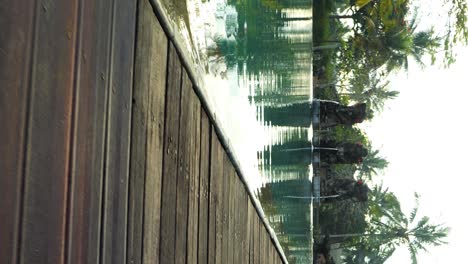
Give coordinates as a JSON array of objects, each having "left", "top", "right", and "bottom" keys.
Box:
[
  {"left": 356, "top": 1, "right": 468, "bottom": 262},
  {"left": 362, "top": 42, "right": 468, "bottom": 263}
]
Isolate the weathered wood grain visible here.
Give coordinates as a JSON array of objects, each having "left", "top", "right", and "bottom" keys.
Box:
[
  {"left": 187, "top": 85, "right": 201, "bottom": 264},
  {"left": 197, "top": 110, "right": 211, "bottom": 264},
  {"left": 253, "top": 213, "right": 260, "bottom": 264},
  {"left": 127, "top": 0, "right": 168, "bottom": 263},
  {"left": 66, "top": 0, "right": 113, "bottom": 263},
  {"left": 262, "top": 226, "right": 268, "bottom": 264},
  {"left": 0, "top": 0, "right": 35, "bottom": 263},
  {"left": 208, "top": 131, "right": 224, "bottom": 264},
  {"left": 174, "top": 69, "right": 193, "bottom": 264},
  {"left": 1, "top": 1, "right": 288, "bottom": 263},
  {"left": 241, "top": 188, "right": 250, "bottom": 264},
  {"left": 233, "top": 176, "right": 239, "bottom": 264},
  {"left": 100, "top": 0, "right": 137, "bottom": 262},
  {"left": 247, "top": 200, "right": 254, "bottom": 264},
  {"left": 19, "top": 0, "right": 78, "bottom": 263},
  {"left": 159, "top": 43, "right": 182, "bottom": 264},
  {"left": 221, "top": 152, "right": 231, "bottom": 263}
]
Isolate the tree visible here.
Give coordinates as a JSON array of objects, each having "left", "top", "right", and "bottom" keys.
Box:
[
  {"left": 443, "top": 0, "right": 468, "bottom": 66},
  {"left": 339, "top": 71, "right": 400, "bottom": 113},
  {"left": 335, "top": 193, "right": 449, "bottom": 264},
  {"left": 357, "top": 147, "right": 389, "bottom": 180},
  {"left": 341, "top": 17, "right": 441, "bottom": 73}
]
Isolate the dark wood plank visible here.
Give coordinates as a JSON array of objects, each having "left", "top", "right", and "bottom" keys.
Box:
[
  {"left": 19, "top": 0, "right": 79, "bottom": 263},
  {"left": 221, "top": 153, "right": 231, "bottom": 264},
  {"left": 100, "top": 0, "right": 137, "bottom": 262},
  {"left": 232, "top": 174, "right": 241, "bottom": 264},
  {"left": 127, "top": 0, "right": 168, "bottom": 263},
  {"left": 197, "top": 110, "right": 211, "bottom": 264},
  {"left": 66, "top": 0, "right": 113, "bottom": 263},
  {"left": 140, "top": 9, "right": 168, "bottom": 264},
  {"left": 187, "top": 88, "right": 201, "bottom": 264},
  {"left": 159, "top": 43, "right": 182, "bottom": 264},
  {"left": 174, "top": 69, "right": 193, "bottom": 264},
  {"left": 208, "top": 131, "right": 224, "bottom": 264},
  {"left": 0, "top": 0, "right": 35, "bottom": 263}
]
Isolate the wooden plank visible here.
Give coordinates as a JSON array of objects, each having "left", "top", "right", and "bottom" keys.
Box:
[
  {"left": 228, "top": 161, "right": 236, "bottom": 264},
  {"left": 197, "top": 109, "right": 211, "bottom": 264},
  {"left": 258, "top": 216, "right": 263, "bottom": 264},
  {"left": 159, "top": 43, "right": 182, "bottom": 264},
  {"left": 251, "top": 213, "right": 255, "bottom": 264},
  {"left": 241, "top": 188, "right": 250, "bottom": 264},
  {"left": 187, "top": 88, "right": 201, "bottom": 264},
  {"left": 253, "top": 214, "right": 260, "bottom": 264},
  {"left": 19, "top": 0, "right": 78, "bottom": 263},
  {"left": 259, "top": 226, "right": 264, "bottom": 264},
  {"left": 127, "top": 0, "right": 168, "bottom": 263},
  {"left": 208, "top": 131, "right": 224, "bottom": 264},
  {"left": 100, "top": 0, "right": 137, "bottom": 262},
  {"left": 247, "top": 200, "right": 254, "bottom": 264},
  {"left": 0, "top": 0, "right": 35, "bottom": 263},
  {"left": 269, "top": 236, "right": 273, "bottom": 264},
  {"left": 264, "top": 224, "right": 268, "bottom": 264},
  {"left": 262, "top": 227, "right": 268, "bottom": 264},
  {"left": 232, "top": 175, "right": 241, "bottom": 264},
  {"left": 221, "top": 153, "right": 231, "bottom": 264},
  {"left": 140, "top": 10, "right": 168, "bottom": 264},
  {"left": 66, "top": 0, "right": 113, "bottom": 263},
  {"left": 174, "top": 69, "right": 193, "bottom": 264}
]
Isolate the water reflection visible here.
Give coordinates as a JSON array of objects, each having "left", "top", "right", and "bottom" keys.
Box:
[{"left": 158, "top": 0, "right": 313, "bottom": 262}]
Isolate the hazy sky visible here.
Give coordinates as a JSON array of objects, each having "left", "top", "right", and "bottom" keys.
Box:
[{"left": 363, "top": 42, "right": 468, "bottom": 264}]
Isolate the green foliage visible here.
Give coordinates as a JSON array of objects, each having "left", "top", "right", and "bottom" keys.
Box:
[
  {"left": 339, "top": 192, "right": 450, "bottom": 264},
  {"left": 443, "top": 0, "right": 468, "bottom": 66},
  {"left": 339, "top": 71, "right": 399, "bottom": 113},
  {"left": 357, "top": 146, "right": 389, "bottom": 180}
]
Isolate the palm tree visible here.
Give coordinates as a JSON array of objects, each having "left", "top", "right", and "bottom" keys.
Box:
[
  {"left": 352, "top": 21, "right": 441, "bottom": 72},
  {"left": 330, "top": 193, "right": 450, "bottom": 264},
  {"left": 368, "top": 193, "right": 449, "bottom": 264},
  {"left": 339, "top": 72, "right": 400, "bottom": 113},
  {"left": 357, "top": 147, "right": 389, "bottom": 180}
]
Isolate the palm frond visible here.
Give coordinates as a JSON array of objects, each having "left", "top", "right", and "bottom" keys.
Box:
[{"left": 408, "top": 193, "right": 420, "bottom": 223}]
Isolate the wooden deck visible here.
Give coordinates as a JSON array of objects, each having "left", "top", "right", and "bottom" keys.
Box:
[{"left": 0, "top": 0, "right": 286, "bottom": 263}]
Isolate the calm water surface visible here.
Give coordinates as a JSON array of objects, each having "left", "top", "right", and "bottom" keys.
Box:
[{"left": 158, "top": 0, "right": 314, "bottom": 262}]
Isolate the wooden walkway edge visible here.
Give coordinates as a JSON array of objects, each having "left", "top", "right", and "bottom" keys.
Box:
[{"left": 0, "top": 0, "right": 287, "bottom": 263}]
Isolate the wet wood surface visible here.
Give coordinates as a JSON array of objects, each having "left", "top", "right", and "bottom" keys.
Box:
[{"left": 0, "top": 0, "right": 285, "bottom": 263}]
